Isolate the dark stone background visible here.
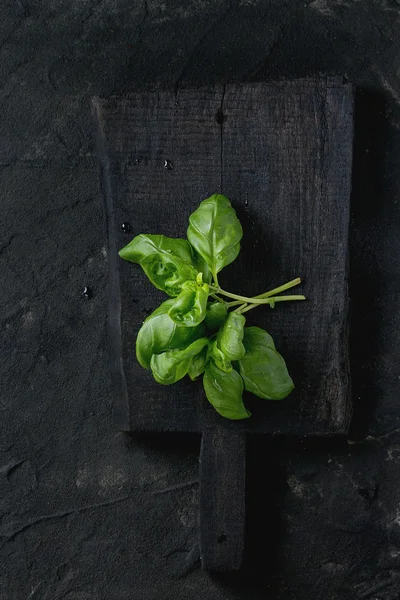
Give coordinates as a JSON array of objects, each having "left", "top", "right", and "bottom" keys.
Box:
[{"left": 1, "top": 1, "right": 400, "bottom": 598}]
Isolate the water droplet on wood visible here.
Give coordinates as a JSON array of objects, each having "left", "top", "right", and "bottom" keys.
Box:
[
  {"left": 121, "top": 222, "right": 132, "bottom": 233},
  {"left": 81, "top": 286, "right": 93, "bottom": 300}
]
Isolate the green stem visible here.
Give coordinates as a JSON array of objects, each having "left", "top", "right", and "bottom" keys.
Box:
[
  {"left": 226, "top": 300, "right": 245, "bottom": 307},
  {"left": 253, "top": 277, "right": 302, "bottom": 299},
  {"left": 216, "top": 277, "right": 303, "bottom": 311},
  {"left": 210, "top": 293, "right": 226, "bottom": 304},
  {"left": 209, "top": 277, "right": 302, "bottom": 305},
  {"left": 209, "top": 287, "right": 295, "bottom": 305},
  {"left": 235, "top": 295, "right": 306, "bottom": 314},
  {"left": 213, "top": 272, "right": 220, "bottom": 288},
  {"left": 234, "top": 303, "right": 247, "bottom": 313}
]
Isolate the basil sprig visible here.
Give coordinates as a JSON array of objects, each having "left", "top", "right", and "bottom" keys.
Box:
[{"left": 119, "top": 194, "right": 306, "bottom": 420}]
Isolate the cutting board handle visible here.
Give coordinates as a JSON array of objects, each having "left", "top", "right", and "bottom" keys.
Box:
[{"left": 199, "top": 428, "right": 246, "bottom": 570}]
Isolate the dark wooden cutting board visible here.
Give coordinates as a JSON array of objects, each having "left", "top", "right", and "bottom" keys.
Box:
[{"left": 93, "top": 79, "right": 353, "bottom": 570}]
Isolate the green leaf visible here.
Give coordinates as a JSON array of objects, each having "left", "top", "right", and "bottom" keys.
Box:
[
  {"left": 188, "top": 345, "right": 209, "bottom": 381},
  {"left": 187, "top": 194, "right": 243, "bottom": 278},
  {"left": 208, "top": 339, "right": 232, "bottom": 373},
  {"left": 136, "top": 299, "right": 205, "bottom": 369},
  {"left": 240, "top": 326, "right": 276, "bottom": 350},
  {"left": 203, "top": 361, "right": 251, "bottom": 420},
  {"left": 217, "top": 312, "right": 246, "bottom": 361},
  {"left": 238, "top": 327, "right": 294, "bottom": 400},
  {"left": 119, "top": 234, "right": 194, "bottom": 265},
  {"left": 168, "top": 281, "right": 209, "bottom": 327},
  {"left": 191, "top": 248, "right": 212, "bottom": 284},
  {"left": 119, "top": 234, "right": 198, "bottom": 297},
  {"left": 204, "top": 302, "right": 228, "bottom": 332},
  {"left": 150, "top": 338, "right": 209, "bottom": 385}
]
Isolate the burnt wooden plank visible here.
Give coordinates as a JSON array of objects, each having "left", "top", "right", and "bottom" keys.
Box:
[
  {"left": 94, "top": 79, "right": 353, "bottom": 436},
  {"left": 93, "top": 89, "right": 223, "bottom": 431},
  {"left": 199, "top": 429, "right": 246, "bottom": 570},
  {"left": 220, "top": 78, "right": 353, "bottom": 435}
]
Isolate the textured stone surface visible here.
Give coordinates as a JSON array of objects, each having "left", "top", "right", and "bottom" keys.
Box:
[{"left": 1, "top": 0, "right": 400, "bottom": 598}]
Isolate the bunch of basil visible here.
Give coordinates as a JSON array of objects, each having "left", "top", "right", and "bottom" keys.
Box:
[{"left": 119, "top": 194, "right": 305, "bottom": 420}]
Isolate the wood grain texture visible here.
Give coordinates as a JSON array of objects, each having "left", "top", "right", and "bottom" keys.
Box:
[
  {"left": 220, "top": 79, "right": 353, "bottom": 435},
  {"left": 93, "top": 78, "right": 353, "bottom": 436},
  {"left": 199, "top": 429, "right": 246, "bottom": 570},
  {"left": 93, "top": 89, "right": 223, "bottom": 431}
]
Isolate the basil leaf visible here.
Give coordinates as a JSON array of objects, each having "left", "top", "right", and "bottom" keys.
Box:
[
  {"left": 208, "top": 339, "right": 232, "bottom": 373},
  {"left": 188, "top": 345, "right": 209, "bottom": 381},
  {"left": 217, "top": 312, "right": 246, "bottom": 361},
  {"left": 192, "top": 248, "right": 212, "bottom": 284},
  {"left": 204, "top": 302, "right": 228, "bottom": 332},
  {"left": 238, "top": 327, "right": 294, "bottom": 400},
  {"left": 168, "top": 281, "right": 209, "bottom": 327},
  {"left": 136, "top": 299, "right": 205, "bottom": 369},
  {"left": 240, "top": 326, "right": 276, "bottom": 350},
  {"left": 119, "top": 234, "right": 197, "bottom": 297},
  {"left": 203, "top": 361, "right": 251, "bottom": 420},
  {"left": 187, "top": 194, "right": 243, "bottom": 278},
  {"left": 150, "top": 338, "right": 209, "bottom": 385},
  {"left": 119, "top": 233, "right": 194, "bottom": 265}
]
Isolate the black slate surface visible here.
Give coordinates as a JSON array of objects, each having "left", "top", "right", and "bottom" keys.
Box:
[{"left": 1, "top": 1, "right": 400, "bottom": 599}]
